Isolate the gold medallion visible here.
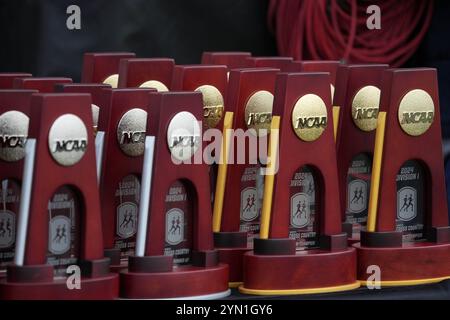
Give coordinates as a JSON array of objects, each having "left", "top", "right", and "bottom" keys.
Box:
[
  {"left": 292, "top": 94, "right": 328, "bottom": 142},
  {"left": 351, "top": 85, "right": 381, "bottom": 132},
  {"left": 139, "top": 80, "right": 169, "bottom": 92},
  {"left": 103, "top": 74, "right": 119, "bottom": 88},
  {"left": 245, "top": 90, "right": 274, "bottom": 137},
  {"left": 398, "top": 89, "right": 434, "bottom": 136},
  {"left": 195, "top": 85, "right": 224, "bottom": 129}
]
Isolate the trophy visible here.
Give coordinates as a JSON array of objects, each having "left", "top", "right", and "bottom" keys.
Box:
[
  {"left": 171, "top": 65, "right": 228, "bottom": 204},
  {"left": 212, "top": 68, "right": 279, "bottom": 286},
  {"left": 96, "top": 88, "right": 155, "bottom": 271},
  {"left": 117, "top": 58, "right": 175, "bottom": 91},
  {"left": 239, "top": 72, "right": 359, "bottom": 295},
  {"left": 0, "top": 90, "right": 37, "bottom": 275},
  {"left": 55, "top": 83, "right": 111, "bottom": 136},
  {"left": 334, "top": 64, "right": 388, "bottom": 243},
  {"left": 245, "top": 57, "right": 293, "bottom": 71},
  {"left": 201, "top": 52, "right": 252, "bottom": 70},
  {"left": 171, "top": 65, "right": 228, "bottom": 130},
  {"left": 81, "top": 52, "right": 135, "bottom": 88},
  {"left": 0, "top": 93, "right": 118, "bottom": 299},
  {"left": 0, "top": 73, "right": 32, "bottom": 89},
  {"left": 13, "top": 77, "right": 72, "bottom": 93},
  {"left": 288, "top": 61, "right": 341, "bottom": 100},
  {"left": 120, "top": 91, "right": 229, "bottom": 299},
  {"left": 356, "top": 68, "right": 450, "bottom": 286}
]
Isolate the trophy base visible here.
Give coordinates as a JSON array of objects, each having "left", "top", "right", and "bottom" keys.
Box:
[
  {"left": 0, "top": 274, "right": 119, "bottom": 300},
  {"left": 104, "top": 248, "right": 128, "bottom": 273},
  {"left": 239, "top": 246, "right": 359, "bottom": 295},
  {"left": 214, "top": 231, "right": 250, "bottom": 286},
  {"left": 119, "top": 263, "right": 230, "bottom": 299},
  {"left": 110, "top": 262, "right": 128, "bottom": 273},
  {"left": 355, "top": 242, "right": 450, "bottom": 285}
]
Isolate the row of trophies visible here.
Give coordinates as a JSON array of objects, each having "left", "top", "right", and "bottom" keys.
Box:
[{"left": 0, "top": 52, "right": 449, "bottom": 299}]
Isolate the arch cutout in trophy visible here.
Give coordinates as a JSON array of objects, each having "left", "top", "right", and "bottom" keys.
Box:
[
  {"left": 13, "top": 77, "right": 73, "bottom": 93},
  {"left": 0, "top": 93, "right": 118, "bottom": 299},
  {"left": 0, "top": 90, "right": 37, "bottom": 275},
  {"left": 201, "top": 52, "right": 252, "bottom": 71},
  {"left": 212, "top": 68, "right": 279, "bottom": 287},
  {"left": 81, "top": 52, "right": 136, "bottom": 88},
  {"left": 96, "top": 88, "right": 155, "bottom": 272},
  {"left": 119, "top": 91, "right": 229, "bottom": 299},
  {"left": 239, "top": 72, "right": 359, "bottom": 295},
  {"left": 333, "top": 64, "right": 388, "bottom": 244},
  {"left": 0, "top": 73, "right": 32, "bottom": 89},
  {"left": 355, "top": 68, "right": 450, "bottom": 286},
  {"left": 117, "top": 58, "right": 174, "bottom": 91}
]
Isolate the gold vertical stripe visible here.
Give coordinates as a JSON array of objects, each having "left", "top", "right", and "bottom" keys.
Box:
[
  {"left": 332, "top": 106, "right": 340, "bottom": 142},
  {"left": 367, "top": 112, "right": 387, "bottom": 232},
  {"left": 212, "top": 112, "right": 234, "bottom": 232},
  {"left": 259, "top": 116, "right": 280, "bottom": 239}
]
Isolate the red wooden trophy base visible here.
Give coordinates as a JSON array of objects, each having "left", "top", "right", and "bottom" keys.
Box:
[
  {"left": 342, "top": 223, "right": 361, "bottom": 245},
  {"left": 104, "top": 249, "right": 128, "bottom": 273},
  {"left": 0, "top": 261, "right": 119, "bottom": 300},
  {"left": 214, "top": 232, "right": 249, "bottom": 287},
  {"left": 120, "top": 255, "right": 230, "bottom": 299},
  {"left": 355, "top": 229, "right": 450, "bottom": 286},
  {"left": 239, "top": 238, "right": 359, "bottom": 295}
]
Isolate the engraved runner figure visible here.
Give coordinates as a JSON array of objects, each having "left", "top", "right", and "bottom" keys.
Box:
[
  {"left": 350, "top": 188, "right": 359, "bottom": 204},
  {"left": 400, "top": 194, "right": 409, "bottom": 212},
  {"left": 406, "top": 194, "right": 414, "bottom": 212},
  {"left": 53, "top": 224, "right": 62, "bottom": 243},
  {"left": 242, "top": 194, "right": 252, "bottom": 212},
  {"left": 169, "top": 216, "right": 177, "bottom": 235},
  {"left": 357, "top": 187, "right": 364, "bottom": 204},
  {"left": 174, "top": 215, "right": 181, "bottom": 235}
]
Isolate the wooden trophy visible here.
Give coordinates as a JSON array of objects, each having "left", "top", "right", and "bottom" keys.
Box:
[
  {"left": 288, "top": 61, "right": 341, "bottom": 100},
  {"left": 97, "top": 88, "right": 155, "bottom": 271},
  {"left": 0, "top": 90, "right": 37, "bottom": 276},
  {"left": 171, "top": 65, "right": 228, "bottom": 207},
  {"left": 355, "top": 68, "right": 450, "bottom": 286},
  {"left": 171, "top": 65, "right": 228, "bottom": 130},
  {"left": 201, "top": 52, "right": 252, "bottom": 70},
  {"left": 13, "top": 77, "right": 73, "bottom": 93},
  {"left": 239, "top": 72, "right": 359, "bottom": 295},
  {"left": 55, "top": 83, "right": 111, "bottom": 136},
  {"left": 334, "top": 64, "right": 388, "bottom": 244},
  {"left": 0, "top": 93, "right": 118, "bottom": 299},
  {"left": 212, "top": 68, "right": 279, "bottom": 286},
  {"left": 245, "top": 57, "right": 293, "bottom": 72},
  {"left": 0, "top": 73, "right": 32, "bottom": 89},
  {"left": 117, "top": 58, "right": 175, "bottom": 91},
  {"left": 120, "top": 91, "right": 229, "bottom": 299},
  {"left": 81, "top": 52, "right": 136, "bottom": 88}
]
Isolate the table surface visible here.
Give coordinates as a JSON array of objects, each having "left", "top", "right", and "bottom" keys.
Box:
[{"left": 225, "top": 280, "right": 450, "bottom": 300}]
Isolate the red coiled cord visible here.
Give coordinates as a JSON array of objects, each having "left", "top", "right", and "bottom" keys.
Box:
[{"left": 268, "top": 0, "right": 434, "bottom": 66}]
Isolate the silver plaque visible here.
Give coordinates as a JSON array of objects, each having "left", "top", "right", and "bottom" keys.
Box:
[
  {"left": 48, "top": 114, "right": 88, "bottom": 166},
  {"left": 117, "top": 108, "right": 148, "bottom": 157},
  {"left": 167, "top": 111, "right": 201, "bottom": 161},
  {"left": 0, "top": 111, "right": 30, "bottom": 162}
]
